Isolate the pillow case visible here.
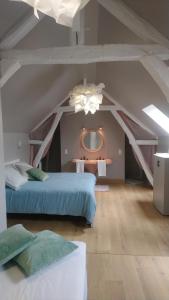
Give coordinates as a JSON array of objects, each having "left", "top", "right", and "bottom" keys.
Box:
[
  {"left": 15, "top": 162, "right": 33, "bottom": 179},
  {"left": 27, "top": 173, "right": 37, "bottom": 181},
  {"left": 27, "top": 168, "right": 48, "bottom": 181},
  {"left": 14, "top": 230, "right": 78, "bottom": 276},
  {"left": 5, "top": 166, "right": 27, "bottom": 190},
  {"left": 0, "top": 224, "right": 36, "bottom": 266}
]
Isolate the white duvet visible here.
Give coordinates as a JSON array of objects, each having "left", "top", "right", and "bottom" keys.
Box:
[{"left": 0, "top": 242, "right": 87, "bottom": 300}]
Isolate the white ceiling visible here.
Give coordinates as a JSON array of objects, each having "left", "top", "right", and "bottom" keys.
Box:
[{"left": 1, "top": 0, "right": 169, "bottom": 136}]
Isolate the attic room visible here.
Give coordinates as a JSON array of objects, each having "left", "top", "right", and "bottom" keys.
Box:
[{"left": 1, "top": 0, "right": 169, "bottom": 299}]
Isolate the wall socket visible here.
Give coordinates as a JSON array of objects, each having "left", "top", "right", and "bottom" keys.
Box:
[
  {"left": 65, "top": 149, "right": 68, "bottom": 155},
  {"left": 118, "top": 149, "right": 122, "bottom": 156}
]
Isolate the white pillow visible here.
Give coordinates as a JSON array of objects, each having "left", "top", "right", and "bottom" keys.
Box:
[
  {"left": 5, "top": 166, "right": 28, "bottom": 190},
  {"left": 15, "top": 162, "right": 33, "bottom": 179}
]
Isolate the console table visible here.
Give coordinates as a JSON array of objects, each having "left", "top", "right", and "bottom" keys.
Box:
[
  {"left": 72, "top": 159, "right": 112, "bottom": 165},
  {"left": 72, "top": 159, "right": 112, "bottom": 174}
]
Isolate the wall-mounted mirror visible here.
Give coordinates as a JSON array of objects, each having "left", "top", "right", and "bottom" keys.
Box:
[{"left": 81, "top": 129, "right": 104, "bottom": 152}]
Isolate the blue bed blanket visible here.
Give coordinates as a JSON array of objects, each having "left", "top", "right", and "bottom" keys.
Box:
[{"left": 6, "top": 173, "right": 96, "bottom": 224}]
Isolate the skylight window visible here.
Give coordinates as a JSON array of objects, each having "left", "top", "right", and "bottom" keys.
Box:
[{"left": 143, "top": 104, "right": 169, "bottom": 134}]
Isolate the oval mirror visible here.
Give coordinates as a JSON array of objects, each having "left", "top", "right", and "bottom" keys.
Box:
[{"left": 81, "top": 129, "right": 104, "bottom": 152}]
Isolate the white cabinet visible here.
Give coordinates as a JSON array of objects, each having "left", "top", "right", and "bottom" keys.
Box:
[{"left": 153, "top": 153, "right": 169, "bottom": 215}]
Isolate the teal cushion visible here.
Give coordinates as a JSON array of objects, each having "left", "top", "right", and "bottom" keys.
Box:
[
  {"left": 28, "top": 173, "right": 37, "bottom": 181},
  {"left": 14, "top": 230, "right": 78, "bottom": 276},
  {"left": 0, "top": 224, "right": 36, "bottom": 266},
  {"left": 27, "top": 168, "right": 48, "bottom": 181}
]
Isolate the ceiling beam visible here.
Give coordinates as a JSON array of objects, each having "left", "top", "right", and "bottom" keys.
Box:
[
  {"left": 97, "top": 0, "right": 169, "bottom": 48},
  {"left": 103, "top": 90, "right": 157, "bottom": 137},
  {"left": 0, "top": 12, "right": 44, "bottom": 50},
  {"left": 1, "top": 44, "right": 169, "bottom": 65},
  {"left": 140, "top": 55, "right": 169, "bottom": 104},
  {"left": 59, "top": 105, "right": 115, "bottom": 113},
  {"left": 29, "top": 140, "right": 43, "bottom": 145},
  {"left": 31, "top": 95, "right": 69, "bottom": 132},
  {"left": 33, "top": 111, "right": 63, "bottom": 167},
  {"left": 136, "top": 140, "right": 158, "bottom": 145},
  {"left": 70, "top": 10, "right": 85, "bottom": 46},
  {"left": 0, "top": 60, "right": 21, "bottom": 88}
]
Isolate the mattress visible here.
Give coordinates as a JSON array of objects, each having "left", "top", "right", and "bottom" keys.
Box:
[
  {"left": 0, "top": 241, "right": 87, "bottom": 300},
  {"left": 6, "top": 172, "right": 96, "bottom": 224}
]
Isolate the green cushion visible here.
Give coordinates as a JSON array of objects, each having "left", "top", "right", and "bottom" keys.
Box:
[
  {"left": 27, "top": 168, "right": 48, "bottom": 181},
  {"left": 28, "top": 173, "right": 37, "bottom": 181},
  {"left": 0, "top": 224, "right": 36, "bottom": 266},
  {"left": 14, "top": 230, "right": 78, "bottom": 276}
]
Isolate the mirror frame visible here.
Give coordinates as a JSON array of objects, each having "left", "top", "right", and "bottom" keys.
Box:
[{"left": 81, "top": 128, "right": 104, "bottom": 152}]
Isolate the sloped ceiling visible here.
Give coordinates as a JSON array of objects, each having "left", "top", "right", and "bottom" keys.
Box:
[
  {"left": 97, "top": 1, "right": 169, "bottom": 137},
  {"left": 1, "top": 0, "right": 98, "bottom": 133},
  {"left": 2, "top": 64, "right": 82, "bottom": 132},
  {"left": 124, "top": 0, "right": 169, "bottom": 40},
  {"left": 1, "top": 0, "right": 169, "bottom": 136},
  {"left": 0, "top": 0, "right": 30, "bottom": 40}
]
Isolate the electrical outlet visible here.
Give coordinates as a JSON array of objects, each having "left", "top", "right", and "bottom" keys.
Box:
[
  {"left": 65, "top": 149, "right": 68, "bottom": 155},
  {"left": 118, "top": 149, "right": 122, "bottom": 156}
]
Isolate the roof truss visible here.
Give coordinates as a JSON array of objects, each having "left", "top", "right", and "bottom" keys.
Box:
[
  {"left": 0, "top": 0, "right": 169, "bottom": 107},
  {"left": 0, "top": 0, "right": 166, "bottom": 186},
  {"left": 97, "top": 0, "right": 169, "bottom": 48},
  {"left": 29, "top": 89, "right": 157, "bottom": 186},
  {"left": 1, "top": 44, "right": 169, "bottom": 65},
  {"left": 0, "top": 11, "right": 44, "bottom": 50},
  {"left": 140, "top": 55, "right": 169, "bottom": 104},
  {"left": 0, "top": 60, "right": 21, "bottom": 88}
]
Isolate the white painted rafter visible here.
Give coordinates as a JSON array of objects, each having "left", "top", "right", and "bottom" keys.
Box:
[
  {"left": 31, "top": 95, "right": 69, "bottom": 132},
  {"left": 29, "top": 140, "right": 43, "bottom": 145},
  {"left": 1, "top": 44, "right": 169, "bottom": 65},
  {"left": 0, "top": 60, "right": 21, "bottom": 88},
  {"left": 103, "top": 90, "right": 157, "bottom": 137},
  {"left": 0, "top": 12, "right": 44, "bottom": 50},
  {"left": 30, "top": 87, "right": 157, "bottom": 186},
  {"left": 70, "top": 10, "right": 85, "bottom": 46},
  {"left": 140, "top": 55, "right": 169, "bottom": 104},
  {"left": 97, "top": 0, "right": 169, "bottom": 48},
  {"left": 58, "top": 104, "right": 115, "bottom": 113},
  {"left": 136, "top": 140, "right": 158, "bottom": 146},
  {"left": 33, "top": 111, "right": 63, "bottom": 167}
]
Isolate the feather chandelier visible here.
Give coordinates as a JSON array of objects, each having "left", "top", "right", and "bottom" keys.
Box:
[
  {"left": 11, "top": 0, "right": 90, "bottom": 27},
  {"left": 69, "top": 82, "right": 105, "bottom": 115}
]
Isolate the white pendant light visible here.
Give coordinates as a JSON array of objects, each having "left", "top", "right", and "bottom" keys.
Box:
[
  {"left": 11, "top": 0, "right": 90, "bottom": 27},
  {"left": 69, "top": 81, "right": 105, "bottom": 115}
]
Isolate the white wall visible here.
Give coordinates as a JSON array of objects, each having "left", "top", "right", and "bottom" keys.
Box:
[
  {"left": 157, "top": 136, "right": 169, "bottom": 153},
  {"left": 0, "top": 94, "right": 6, "bottom": 231},
  {"left": 60, "top": 111, "right": 125, "bottom": 180},
  {"left": 3, "top": 132, "right": 29, "bottom": 163}
]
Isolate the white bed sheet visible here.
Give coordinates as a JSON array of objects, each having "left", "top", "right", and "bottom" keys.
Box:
[{"left": 0, "top": 241, "right": 87, "bottom": 300}]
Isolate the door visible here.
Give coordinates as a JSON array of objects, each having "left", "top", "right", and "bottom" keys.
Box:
[
  {"left": 125, "top": 135, "right": 148, "bottom": 183},
  {"left": 42, "top": 122, "right": 61, "bottom": 172}
]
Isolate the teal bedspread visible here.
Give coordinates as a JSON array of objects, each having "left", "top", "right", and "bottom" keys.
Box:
[{"left": 6, "top": 173, "right": 96, "bottom": 224}]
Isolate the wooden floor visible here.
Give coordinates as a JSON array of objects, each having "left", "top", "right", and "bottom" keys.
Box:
[{"left": 8, "top": 182, "right": 169, "bottom": 300}]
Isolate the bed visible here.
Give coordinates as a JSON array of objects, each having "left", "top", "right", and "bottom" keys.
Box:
[
  {"left": 6, "top": 172, "right": 96, "bottom": 224},
  {"left": 0, "top": 241, "right": 87, "bottom": 300}
]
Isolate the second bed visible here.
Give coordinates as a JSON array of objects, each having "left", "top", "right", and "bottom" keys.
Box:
[{"left": 6, "top": 172, "right": 96, "bottom": 224}]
